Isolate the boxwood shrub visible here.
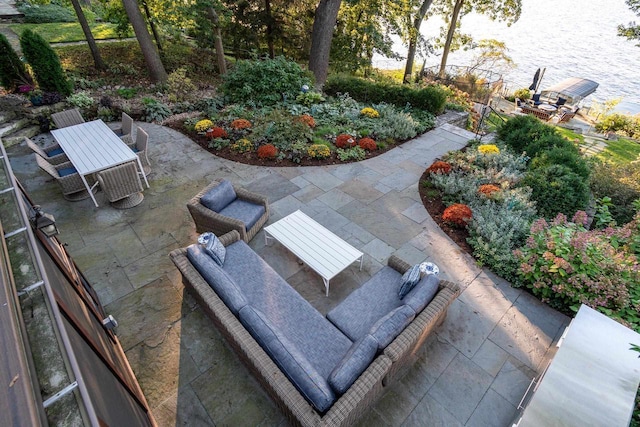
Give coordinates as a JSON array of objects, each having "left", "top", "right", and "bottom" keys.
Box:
[{"left": 324, "top": 74, "right": 447, "bottom": 115}]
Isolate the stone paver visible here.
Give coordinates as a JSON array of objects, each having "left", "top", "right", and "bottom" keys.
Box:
[{"left": 6, "top": 121, "right": 570, "bottom": 426}]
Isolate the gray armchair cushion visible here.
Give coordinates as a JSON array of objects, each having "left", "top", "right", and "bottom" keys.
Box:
[
  {"left": 402, "top": 274, "right": 440, "bottom": 314},
  {"left": 398, "top": 264, "right": 421, "bottom": 298},
  {"left": 369, "top": 305, "right": 415, "bottom": 350},
  {"left": 326, "top": 266, "right": 404, "bottom": 341},
  {"left": 200, "top": 179, "right": 237, "bottom": 212},
  {"left": 219, "top": 199, "right": 266, "bottom": 231},
  {"left": 328, "top": 334, "right": 378, "bottom": 395},
  {"left": 239, "top": 305, "right": 336, "bottom": 412},
  {"left": 186, "top": 245, "right": 247, "bottom": 315}
]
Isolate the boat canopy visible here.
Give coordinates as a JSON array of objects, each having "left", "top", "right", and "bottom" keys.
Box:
[{"left": 540, "top": 77, "right": 599, "bottom": 105}]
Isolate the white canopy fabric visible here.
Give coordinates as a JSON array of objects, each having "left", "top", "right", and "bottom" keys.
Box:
[{"left": 540, "top": 77, "right": 599, "bottom": 105}]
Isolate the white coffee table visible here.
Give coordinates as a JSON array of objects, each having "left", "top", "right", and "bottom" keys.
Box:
[{"left": 264, "top": 210, "right": 363, "bottom": 296}]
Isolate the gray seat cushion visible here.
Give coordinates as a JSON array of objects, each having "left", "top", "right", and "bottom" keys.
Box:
[
  {"left": 219, "top": 199, "right": 266, "bottom": 231},
  {"left": 328, "top": 334, "right": 378, "bottom": 395},
  {"left": 186, "top": 245, "right": 248, "bottom": 315},
  {"left": 239, "top": 305, "right": 336, "bottom": 412},
  {"left": 222, "top": 241, "right": 352, "bottom": 378},
  {"left": 326, "top": 266, "right": 404, "bottom": 341},
  {"left": 200, "top": 179, "right": 237, "bottom": 212},
  {"left": 402, "top": 274, "right": 440, "bottom": 314},
  {"left": 369, "top": 305, "right": 416, "bottom": 350}
]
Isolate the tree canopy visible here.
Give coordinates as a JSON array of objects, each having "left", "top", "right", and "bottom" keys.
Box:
[{"left": 619, "top": 0, "right": 640, "bottom": 46}]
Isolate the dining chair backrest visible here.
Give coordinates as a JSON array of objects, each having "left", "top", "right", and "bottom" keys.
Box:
[
  {"left": 136, "top": 128, "right": 148, "bottom": 153},
  {"left": 35, "top": 154, "right": 59, "bottom": 178},
  {"left": 25, "top": 137, "right": 48, "bottom": 159},
  {"left": 121, "top": 112, "right": 133, "bottom": 136},
  {"left": 97, "top": 162, "right": 143, "bottom": 203},
  {"left": 51, "top": 108, "right": 85, "bottom": 129}
]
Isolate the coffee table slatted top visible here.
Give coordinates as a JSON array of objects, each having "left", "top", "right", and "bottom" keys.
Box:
[{"left": 264, "top": 210, "right": 363, "bottom": 295}]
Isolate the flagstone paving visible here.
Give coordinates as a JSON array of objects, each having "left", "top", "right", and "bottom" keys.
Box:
[{"left": 7, "top": 121, "right": 569, "bottom": 426}]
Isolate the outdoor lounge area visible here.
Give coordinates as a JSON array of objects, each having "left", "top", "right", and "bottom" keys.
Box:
[{"left": 5, "top": 121, "right": 571, "bottom": 426}]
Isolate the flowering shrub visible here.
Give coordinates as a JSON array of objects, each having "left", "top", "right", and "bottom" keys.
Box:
[
  {"left": 360, "top": 107, "right": 380, "bottom": 118},
  {"left": 514, "top": 212, "right": 640, "bottom": 330},
  {"left": 478, "top": 144, "right": 500, "bottom": 155},
  {"left": 257, "top": 144, "right": 277, "bottom": 159},
  {"left": 478, "top": 184, "right": 501, "bottom": 197},
  {"left": 307, "top": 144, "right": 331, "bottom": 159},
  {"left": 426, "top": 160, "right": 452, "bottom": 175},
  {"left": 206, "top": 127, "right": 228, "bottom": 139},
  {"left": 296, "top": 114, "right": 316, "bottom": 128},
  {"left": 195, "top": 119, "right": 213, "bottom": 133},
  {"left": 442, "top": 204, "right": 472, "bottom": 227},
  {"left": 335, "top": 134, "right": 356, "bottom": 148},
  {"left": 230, "top": 119, "right": 252, "bottom": 130},
  {"left": 358, "top": 137, "right": 377, "bottom": 151},
  {"left": 231, "top": 138, "right": 253, "bottom": 153}
]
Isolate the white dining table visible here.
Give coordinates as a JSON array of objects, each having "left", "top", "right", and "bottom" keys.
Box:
[{"left": 51, "top": 119, "right": 150, "bottom": 207}]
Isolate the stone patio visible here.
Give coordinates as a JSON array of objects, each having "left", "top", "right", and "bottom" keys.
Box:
[{"left": 6, "top": 121, "right": 569, "bottom": 426}]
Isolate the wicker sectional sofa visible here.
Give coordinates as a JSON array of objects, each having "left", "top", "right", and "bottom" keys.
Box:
[{"left": 169, "top": 230, "right": 460, "bottom": 426}]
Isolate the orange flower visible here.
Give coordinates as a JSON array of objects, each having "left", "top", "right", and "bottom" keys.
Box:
[
  {"left": 358, "top": 137, "right": 377, "bottom": 151},
  {"left": 478, "top": 184, "right": 500, "bottom": 196},
  {"left": 296, "top": 114, "right": 316, "bottom": 128},
  {"left": 335, "top": 134, "right": 356, "bottom": 148},
  {"left": 206, "top": 127, "right": 228, "bottom": 139},
  {"left": 257, "top": 144, "right": 277, "bottom": 159},
  {"left": 442, "top": 204, "right": 472, "bottom": 227},
  {"left": 230, "top": 119, "right": 252, "bottom": 130},
  {"left": 426, "top": 160, "right": 452, "bottom": 174}
]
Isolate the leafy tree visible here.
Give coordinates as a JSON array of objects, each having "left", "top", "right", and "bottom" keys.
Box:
[
  {"left": 20, "top": 29, "right": 71, "bottom": 95},
  {"left": 0, "top": 33, "right": 30, "bottom": 92},
  {"left": 309, "top": 0, "right": 342, "bottom": 86},
  {"left": 69, "top": 0, "right": 106, "bottom": 70},
  {"left": 619, "top": 0, "right": 640, "bottom": 46},
  {"left": 402, "top": 0, "right": 436, "bottom": 83}
]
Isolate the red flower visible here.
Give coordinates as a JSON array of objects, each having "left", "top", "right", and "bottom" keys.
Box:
[
  {"left": 442, "top": 204, "right": 472, "bottom": 227},
  {"left": 206, "top": 127, "right": 228, "bottom": 139},
  {"left": 426, "top": 160, "right": 452, "bottom": 174},
  {"left": 335, "top": 134, "right": 356, "bottom": 148},
  {"left": 230, "top": 119, "right": 252, "bottom": 130},
  {"left": 257, "top": 144, "right": 277, "bottom": 159},
  {"left": 358, "top": 137, "right": 377, "bottom": 151}
]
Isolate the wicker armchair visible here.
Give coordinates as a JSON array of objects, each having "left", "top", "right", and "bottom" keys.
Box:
[
  {"left": 35, "top": 155, "right": 91, "bottom": 201},
  {"left": 126, "top": 127, "right": 150, "bottom": 175},
  {"left": 115, "top": 112, "right": 134, "bottom": 144},
  {"left": 25, "top": 137, "right": 69, "bottom": 165},
  {"left": 96, "top": 162, "right": 144, "bottom": 209},
  {"left": 51, "top": 108, "right": 85, "bottom": 129},
  {"left": 187, "top": 179, "right": 269, "bottom": 242}
]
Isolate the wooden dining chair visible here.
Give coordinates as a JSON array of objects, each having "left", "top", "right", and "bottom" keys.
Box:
[
  {"left": 51, "top": 108, "right": 85, "bottom": 129},
  {"left": 96, "top": 162, "right": 144, "bottom": 209}
]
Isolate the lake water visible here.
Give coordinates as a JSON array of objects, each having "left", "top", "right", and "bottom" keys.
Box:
[{"left": 374, "top": 0, "right": 640, "bottom": 113}]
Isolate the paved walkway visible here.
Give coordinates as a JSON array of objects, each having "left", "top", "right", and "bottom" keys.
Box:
[{"left": 7, "top": 122, "right": 568, "bottom": 426}]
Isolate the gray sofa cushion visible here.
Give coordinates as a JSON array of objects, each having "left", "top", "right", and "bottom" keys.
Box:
[
  {"left": 219, "top": 199, "right": 266, "bottom": 231},
  {"left": 186, "top": 245, "right": 248, "bottom": 315},
  {"left": 201, "top": 179, "right": 236, "bottom": 212},
  {"left": 369, "top": 305, "right": 416, "bottom": 350},
  {"left": 403, "top": 274, "right": 440, "bottom": 314},
  {"left": 326, "top": 266, "right": 404, "bottom": 341},
  {"left": 223, "top": 241, "right": 352, "bottom": 378},
  {"left": 239, "top": 305, "right": 336, "bottom": 412},
  {"left": 328, "top": 334, "right": 378, "bottom": 395}
]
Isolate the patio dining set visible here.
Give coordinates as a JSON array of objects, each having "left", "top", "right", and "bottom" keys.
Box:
[{"left": 28, "top": 108, "right": 152, "bottom": 209}]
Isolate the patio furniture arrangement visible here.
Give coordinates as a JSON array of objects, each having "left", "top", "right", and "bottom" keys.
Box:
[
  {"left": 35, "top": 155, "right": 92, "bottom": 201},
  {"left": 169, "top": 230, "right": 460, "bottom": 427},
  {"left": 51, "top": 119, "right": 150, "bottom": 207},
  {"left": 126, "top": 127, "right": 151, "bottom": 176},
  {"left": 521, "top": 104, "right": 552, "bottom": 121},
  {"left": 187, "top": 179, "right": 269, "bottom": 242},
  {"left": 97, "top": 162, "right": 144, "bottom": 209},
  {"left": 25, "top": 137, "right": 69, "bottom": 165},
  {"left": 50, "top": 108, "right": 85, "bottom": 129},
  {"left": 264, "top": 210, "right": 363, "bottom": 296},
  {"left": 113, "top": 112, "right": 134, "bottom": 144}
]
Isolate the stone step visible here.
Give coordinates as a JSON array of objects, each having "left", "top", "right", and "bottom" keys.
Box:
[
  {"left": 0, "top": 110, "right": 17, "bottom": 124},
  {"left": 0, "top": 117, "right": 32, "bottom": 138},
  {"left": 2, "top": 125, "right": 41, "bottom": 148}
]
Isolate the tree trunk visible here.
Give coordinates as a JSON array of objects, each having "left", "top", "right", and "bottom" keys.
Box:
[
  {"left": 403, "top": 0, "right": 435, "bottom": 83},
  {"left": 207, "top": 7, "right": 227, "bottom": 75},
  {"left": 69, "top": 0, "right": 106, "bottom": 70},
  {"left": 142, "top": 0, "right": 162, "bottom": 51},
  {"left": 265, "top": 0, "right": 275, "bottom": 58},
  {"left": 309, "top": 0, "right": 342, "bottom": 87},
  {"left": 438, "top": 0, "right": 464, "bottom": 78},
  {"left": 121, "top": 0, "right": 167, "bottom": 83}
]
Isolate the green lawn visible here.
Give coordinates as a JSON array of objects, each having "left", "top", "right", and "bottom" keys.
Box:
[
  {"left": 9, "top": 22, "right": 130, "bottom": 43},
  {"left": 597, "top": 137, "right": 640, "bottom": 164},
  {"left": 555, "top": 127, "right": 585, "bottom": 144}
]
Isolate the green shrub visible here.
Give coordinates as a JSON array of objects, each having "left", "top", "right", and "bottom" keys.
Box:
[
  {"left": 142, "top": 97, "right": 172, "bottom": 122},
  {"left": 336, "top": 146, "right": 366, "bottom": 161},
  {"left": 166, "top": 67, "right": 196, "bottom": 102},
  {"left": 513, "top": 88, "right": 531, "bottom": 100},
  {"left": 590, "top": 160, "right": 640, "bottom": 225},
  {"left": 251, "top": 108, "right": 312, "bottom": 151},
  {"left": 221, "top": 56, "right": 312, "bottom": 106},
  {"left": 20, "top": 29, "right": 71, "bottom": 95},
  {"left": 66, "top": 91, "right": 95, "bottom": 109},
  {"left": 522, "top": 164, "right": 590, "bottom": 219},
  {"left": 515, "top": 212, "right": 640, "bottom": 331},
  {"left": 324, "top": 74, "right": 447, "bottom": 115},
  {"left": 18, "top": 3, "right": 75, "bottom": 23},
  {"left": 529, "top": 146, "right": 590, "bottom": 179},
  {"left": 369, "top": 103, "right": 421, "bottom": 141},
  {"left": 116, "top": 87, "right": 137, "bottom": 99},
  {"left": 496, "top": 115, "right": 557, "bottom": 154},
  {"left": 0, "top": 33, "right": 30, "bottom": 92}
]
